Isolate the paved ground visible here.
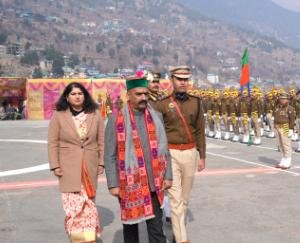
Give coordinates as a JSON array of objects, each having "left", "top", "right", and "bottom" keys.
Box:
[{"left": 1, "top": 120, "right": 300, "bottom": 243}]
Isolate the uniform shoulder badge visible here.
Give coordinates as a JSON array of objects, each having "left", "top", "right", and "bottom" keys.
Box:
[{"left": 160, "top": 94, "right": 172, "bottom": 101}]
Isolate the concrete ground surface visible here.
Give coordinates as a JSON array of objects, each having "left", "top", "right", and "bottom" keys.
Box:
[{"left": 0, "top": 120, "right": 300, "bottom": 243}]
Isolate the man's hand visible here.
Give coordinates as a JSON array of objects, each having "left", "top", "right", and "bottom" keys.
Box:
[
  {"left": 162, "top": 180, "right": 172, "bottom": 191},
  {"left": 97, "top": 165, "right": 104, "bottom": 175},
  {"left": 53, "top": 167, "right": 63, "bottom": 177},
  {"left": 109, "top": 187, "right": 120, "bottom": 197},
  {"left": 198, "top": 159, "right": 205, "bottom": 172}
]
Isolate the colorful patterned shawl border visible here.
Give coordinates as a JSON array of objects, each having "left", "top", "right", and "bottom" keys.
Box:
[{"left": 116, "top": 102, "right": 167, "bottom": 224}]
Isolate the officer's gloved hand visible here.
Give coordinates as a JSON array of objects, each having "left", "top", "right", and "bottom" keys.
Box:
[
  {"left": 204, "top": 113, "right": 207, "bottom": 117},
  {"left": 271, "top": 116, "right": 274, "bottom": 121},
  {"left": 228, "top": 116, "right": 231, "bottom": 121},
  {"left": 288, "top": 129, "right": 294, "bottom": 137}
]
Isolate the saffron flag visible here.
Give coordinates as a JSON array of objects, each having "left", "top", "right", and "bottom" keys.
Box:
[{"left": 240, "top": 49, "right": 250, "bottom": 87}]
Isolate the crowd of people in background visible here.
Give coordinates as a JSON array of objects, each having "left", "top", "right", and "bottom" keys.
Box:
[{"left": 0, "top": 99, "right": 26, "bottom": 120}]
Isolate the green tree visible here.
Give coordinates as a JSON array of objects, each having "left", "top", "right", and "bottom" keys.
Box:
[
  {"left": 130, "top": 47, "right": 144, "bottom": 57},
  {"left": 32, "top": 67, "right": 43, "bottom": 78},
  {"left": 20, "top": 51, "right": 39, "bottom": 66},
  {"left": 152, "top": 49, "right": 161, "bottom": 57},
  {"left": 42, "top": 46, "right": 65, "bottom": 77},
  {"left": 0, "top": 31, "right": 8, "bottom": 45},
  {"left": 96, "top": 42, "right": 106, "bottom": 53},
  {"left": 109, "top": 48, "right": 116, "bottom": 58},
  {"left": 52, "top": 57, "right": 64, "bottom": 77},
  {"left": 69, "top": 54, "right": 80, "bottom": 68},
  {"left": 0, "top": 64, "right": 4, "bottom": 76},
  {"left": 43, "top": 46, "right": 63, "bottom": 61},
  {"left": 24, "top": 41, "right": 32, "bottom": 51}
]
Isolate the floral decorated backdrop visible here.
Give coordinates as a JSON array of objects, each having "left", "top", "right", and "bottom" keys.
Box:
[{"left": 26, "top": 78, "right": 173, "bottom": 120}]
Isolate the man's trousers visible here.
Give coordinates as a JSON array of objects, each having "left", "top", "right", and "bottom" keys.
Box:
[
  {"left": 168, "top": 148, "right": 198, "bottom": 243},
  {"left": 123, "top": 192, "right": 166, "bottom": 243}
]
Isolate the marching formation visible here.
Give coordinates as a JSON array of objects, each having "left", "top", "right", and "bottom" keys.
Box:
[{"left": 194, "top": 87, "right": 299, "bottom": 147}]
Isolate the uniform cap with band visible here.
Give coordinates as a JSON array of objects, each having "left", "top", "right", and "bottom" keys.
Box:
[
  {"left": 279, "top": 92, "right": 289, "bottom": 99},
  {"left": 169, "top": 65, "right": 191, "bottom": 79},
  {"left": 152, "top": 71, "right": 161, "bottom": 81}
]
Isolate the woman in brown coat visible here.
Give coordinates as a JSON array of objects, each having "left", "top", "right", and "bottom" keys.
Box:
[{"left": 48, "top": 82, "right": 104, "bottom": 243}]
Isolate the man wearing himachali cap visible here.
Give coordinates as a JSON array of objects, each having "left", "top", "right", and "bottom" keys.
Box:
[
  {"left": 104, "top": 75, "right": 173, "bottom": 243},
  {"left": 153, "top": 66, "right": 206, "bottom": 243}
]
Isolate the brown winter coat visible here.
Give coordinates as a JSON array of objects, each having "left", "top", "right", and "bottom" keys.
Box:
[{"left": 48, "top": 109, "right": 104, "bottom": 193}]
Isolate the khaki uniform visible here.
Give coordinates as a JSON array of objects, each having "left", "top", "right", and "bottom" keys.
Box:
[
  {"left": 290, "top": 96, "right": 297, "bottom": 109},
  {"left": 294, "top": 98, "right": 300, "bottom": 150},
  {"left": 221, "top": 97, "right": 230, "bottom": 139},
  {"left": 238, "top": 96, "right": 251, "bottom": 143},
  {"left": 153, "top": 92, "right": 206, "bottom": 243},
  {"left": 148, "top": 91, "right": 165, "bottom": 106},
  {"left": 105, "top": 95, "right": 113, "bottom": 116},
  {"left": 274, "top": 103, "right": 295, "bottom": 167},
  {"left": 212, "top": 97, "right": 222, "bottom": 138},
  {"left": 295, "top": 99, "right": 300, "bottom": 134},
  {"left": 206, "top": 97, "right": 214, "bottom": 136},
  {"left": 264, "top": 97, "right": 276, "bottom": 137},
  {"left": 202, "top": 97, "right": 208, "bottom": 135},
  {"left": 228, "top": 97, "right": 239, "bottom": 140},
  {"left": 250, "top": 97, "right": 263, "bottom": 144}
]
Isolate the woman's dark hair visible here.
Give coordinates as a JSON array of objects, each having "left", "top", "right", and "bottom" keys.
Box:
[{"left": 55, "top": 82, "right": 98, "bottom": 113}]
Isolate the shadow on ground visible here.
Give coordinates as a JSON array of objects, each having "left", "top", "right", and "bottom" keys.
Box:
[{"left": 258, "top": 156, "right": 278, "bottom": 166}]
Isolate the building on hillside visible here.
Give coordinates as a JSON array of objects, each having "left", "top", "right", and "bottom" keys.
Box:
[
  {"left": 207, "top": 73, "right": 219, "bottom": 84},
  {"left": 6, "top": 43, "right": 22, "bottom": 56},
  {"left": 0, "top": 45, "right": 6, "bottom": 57}
]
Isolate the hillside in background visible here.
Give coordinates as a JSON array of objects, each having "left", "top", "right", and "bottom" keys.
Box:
[
  {"left": 178, "top": 0, "right": 300, "bottom": 49},
  {"left": 0, "top": 0, "right": 300, "bottom": 85}
]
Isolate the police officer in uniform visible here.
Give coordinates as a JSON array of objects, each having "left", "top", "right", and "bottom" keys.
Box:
[
  {"left": 105, "top": 93, "right": 113, "bottom": 116},
  {"left": 228, "top": 89, "right": 239, "bottom": 142},
  {"left": 147, "top": 71, "right": 166, "bottom": 105},
  {"left": 221, "top": 89, "right": 230, "bottom": 140},
  {"left": 250, "top": 88, "right": 263, "bottom": 145},
  {"left": 274, "top": 92, "right": 296, "bottom": 169},
  {"left": 206, "top": 89, "right": 215, "bottom": 137},
  {"left": 213, "top": 90, "right": 222, "bottom": 139},
  {"left": 289, "top": 87, "right": 298, "bottom": 140},
  {"left": 238, "top": 89, "right": 251, "bottom": 143},
  {"left": 264, "top": 92, "right": 276, "bottom": 138},
  {"left": 147, "top": 70, "right": 172, "bottom": 224},
  {"left": 295, "top": 90, "right": 300, "bottom": 152},
  {"left": 153, "top": 66, "right": 206, "bottom": 243}
]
